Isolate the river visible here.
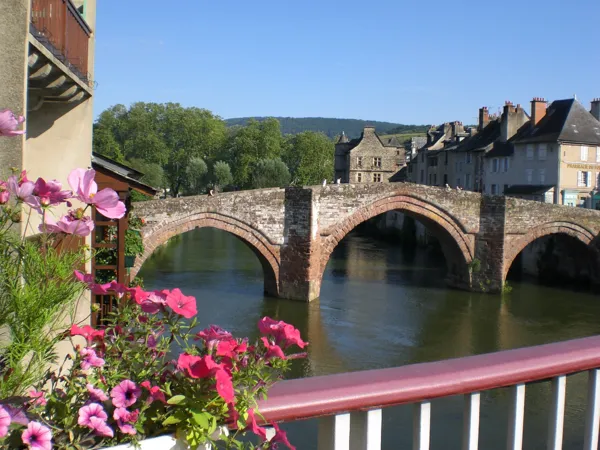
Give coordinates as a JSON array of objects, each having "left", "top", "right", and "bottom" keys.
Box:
[{"left": 139, "top": 226, "right": 600, "bottom": 450}]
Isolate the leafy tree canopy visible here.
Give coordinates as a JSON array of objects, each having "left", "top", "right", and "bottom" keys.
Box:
[{"left": 250, "top": 158, "right": 291, "bottom": 189}]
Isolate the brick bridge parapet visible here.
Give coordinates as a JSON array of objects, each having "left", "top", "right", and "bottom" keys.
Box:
[{"left": 130, "top": 183, "right": 600, "bottom": 301}]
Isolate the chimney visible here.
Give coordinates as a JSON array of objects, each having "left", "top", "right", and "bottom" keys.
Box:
[
  {"left": 591, "top": 98, "right": 600, "bottom": 122},
  {"left": 478, "top": 107, "right": 489, "bottom": 131},
  {"left": 363, "top": 126, "right": 376, "bottom": 139},
  {"left": 501, "top": 101, "right": 528, "bottom": 141},
  {"left": 531, "top": 97, "right": 547, "bottom": 126}
]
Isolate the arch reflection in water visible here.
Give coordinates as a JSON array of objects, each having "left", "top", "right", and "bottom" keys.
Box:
[{"left": 139, "top": 226, "right": 600, "bottom": 449}]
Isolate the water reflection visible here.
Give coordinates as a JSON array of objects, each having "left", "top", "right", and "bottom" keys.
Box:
[{"left": 139, "top": 227, "right": 600, "bottom": 449}]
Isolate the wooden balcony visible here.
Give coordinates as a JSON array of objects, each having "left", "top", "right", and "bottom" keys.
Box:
[{"left": 27, "top": 0, "right": 93, "bottom": 109}]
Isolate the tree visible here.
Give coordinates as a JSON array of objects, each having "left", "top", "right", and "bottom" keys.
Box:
[
  {"left": 284, "top": 131, "right": 334, "bottom": 186},
  {"left": 250, "top": 158, "right": 291, "bottom": 189},
  {"left": 184, "top": 157, "right": 208, "bottom": 195},
  {"left": 128, "top": 158, "right": 165, "bottom": 190},
  {"left": 212, "top": 161, "right": 233, "bottom": 192},
  {"left": 229, "top": 118, "right": 283, "bottom": 188}
]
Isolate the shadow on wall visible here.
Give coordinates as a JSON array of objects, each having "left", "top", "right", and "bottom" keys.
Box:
[{"left": 26, "top": 102, "right": 80, "bottom": 139}]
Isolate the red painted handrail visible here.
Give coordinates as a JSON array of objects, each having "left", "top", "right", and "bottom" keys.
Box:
[{"left": 258, "top": 335, "right": 600, "bottom": 423}]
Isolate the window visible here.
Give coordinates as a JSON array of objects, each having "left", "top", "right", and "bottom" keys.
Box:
[
  {"left": 373, "top": 157, "right": 382, "bottom": 168},
  {"left": 578, "top": 171, "right": 591, "bottom": 187},
  {"left": 459, "top": 162, "right": 463, "bottom": 172},
  {"left": 526, "top": 169, "right": 533, "bottom": 184},
  {"left": 433, "top": 174, "right": 437, "bottom": 185},
  {"left": 501, "top": 157, "right": 510, "bottom": 172},
  {"left": 357, "top": 156, "right": 363, "bottom": 167},
  {"left": 357, "top": 172, "right": 362, "bottom": 182},
  {"left": 538, "top": 144, "right": 547, "bottom": 161},
  {"left": 492, "top": 158, "right": 499, "bottom": 173},
  {"left": 465, "top": 173, "right": 471, "bottom": 189},
  {"left": 491, "top": 184, "right": 498, "bottom": 195},
  {"left": 421, "top": 152, "right": 425, "bottom": 162},
  {"left": 466, "top": 152, "right": 472, "bottom": 164},
  {"left": 539, "top": 169, "right": 545, "bottom": 184},
  {"left": 581, "top": 146, "right": 589, "bottom": 161},
  {"left": 408, "top": 164, "right": 413, "bottom": 173},
  {"left": 504, "top": 184, "right": 509, "bottom": 193},
  {"left": 456, "top": 178, "right": 461, "bottom": 188},
  {"left": 596, "top": 147, "right": 600, "bottom": 163},
  {"left": 526, "top": 145, "right": 534, "bottom": 160},
  {"left": 445, "top": 152, "right": 448, "bottom": 165},
  {"left": 373, "top": 173, "right": 382, "bottom": 182},
  {"left": 443, "top": 174, "right": 448, "bottom": 185},
  {"left": 420, "top": 170, "right": 424, "bottom": 183}
]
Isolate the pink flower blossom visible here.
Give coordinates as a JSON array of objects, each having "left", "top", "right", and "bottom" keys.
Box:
[
  {"left": 68, "top": 168, "right": 126, "bottom": 219},
  {"left": 216, "top": 338, "right": 248, "bottom": 358},
  {"left": 141, "top": 291, "right": 167, "bottom": 314},
  {"left": 70, "top": 323, "right": 105, "bottom": 344},
  {"left": 78, "top": 403, "right": 107, "bottom": 427},
  {"left": 258, "top": 317, "right": 307, "bottom": 349},
  {"left": 245, "top": 408, "right": 267, "bottom": 440},
  {"left": 214, "top": 369, "right": 235, "bottom": 403},
  {"left": 140, "top": 381, "right": 166, "bottom": 404},
  {"left": 177, "top": 354, "right": 234, "bottom": 402},
  {"left": 165, "top": 288, "right": 197, "bottom": 318},
  {"left": 196, "top": 325, "right": 232, "bottom": 352},
  {"left": 0, "top": 109, "right": 25, "bottom": 137},
  {"left": 86, "top": 384, "right": 108, "bottom": 402},
  {"left": 21, "top": 421, "right": 52, "bottom": 450},
  {"left": 270, "top": 423, "right": 295, "bottom": 450},
  {"left": 261, "top": 337, "right": 286, "bottom": 360},
  {"left": 80, "top": 347, "right": 105, "bottom": 370},
  {"left": 110, "top": 380, "right": 140, "bottom": 408},
  {"left": 28, "top": 389, "right": 47, "bottom": 406},
  {"left": 41, "top": 212, "right": 94, "bottom": 236},
  {"left": 127, "top": 286, "right": 149, "bottom": 304},
  {"left": 113, "top": 407, "right": 139, "bottom": 435},
  {"left": 7, "top": 175, "right": 36, "bottom": 206},
  {"left": 32, "top": 177, "right": 72, "bottom": 209},
  {"left": 0, "top": 405, "right": 11, "bottom": 437},
  {"left": 90, "top": 417, "right": 114, "bottom": 437},
  {"left": 0, "top": 182, "right": 9, "bottom": 205},
  {"left": 73, "top": 271, "right": 114, "bottom": 296}
]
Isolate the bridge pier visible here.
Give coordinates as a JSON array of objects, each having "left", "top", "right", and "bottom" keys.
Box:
[{"left": 278, "top": 188, "right": 322, "bottom": 302}]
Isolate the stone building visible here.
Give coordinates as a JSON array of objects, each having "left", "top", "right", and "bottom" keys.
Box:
[{"left": 334, "top": 127, "right": 405, "bottom": 183}]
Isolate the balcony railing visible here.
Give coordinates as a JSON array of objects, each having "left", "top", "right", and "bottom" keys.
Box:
[
  {"left": 30, "top": 0, "right": 91, "bottom": 80},
  {"left": 258, "top": 335, "right": 600, "bottom": 449}
]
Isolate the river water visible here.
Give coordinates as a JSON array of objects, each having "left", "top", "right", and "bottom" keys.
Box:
[{"left": 139, "top": 226, "right": 600, "bottom": 450}]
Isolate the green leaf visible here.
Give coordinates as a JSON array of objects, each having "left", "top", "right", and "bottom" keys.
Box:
[
  {"left": 167, "top": 394, "right": 186, "bottom": 405},
  {"left": 162, "top": 415, "right": 182, "bottom": 426},
  {"left": 192, "top": 410, "right": 210, "bottom": 428}
]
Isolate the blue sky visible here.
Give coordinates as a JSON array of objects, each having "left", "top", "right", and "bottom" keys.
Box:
[{"left": 93, "top": 0, "right": 600, "bottom": 125}]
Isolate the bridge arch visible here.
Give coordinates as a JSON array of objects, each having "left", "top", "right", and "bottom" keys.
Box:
[
  {"left": 318, "top": 194, "right": 475, "bottom": 290},
  {"left": 503, "top": 221, "right": 600, "bottom": 282},
  {"left": 131, "top": 213, "right": 280, "bottom": 296}
]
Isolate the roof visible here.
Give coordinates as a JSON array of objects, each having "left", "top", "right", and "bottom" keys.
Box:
[
  {"left": 514, "top": 99, "right": 600, "bottom": 145},
  {"left": 382, "top": 136, "right": 401, "bottom": 147},
  {"left": 504, "top": 184, "right": 554, "bottom": 195},
  {"left": 92, "top": 153, "right": 158, "bottom": 196},
  {"left": 337, "top": 132, "right": 350, "bottom": 144},
  {"left": 484, "top": 121, "right": 532, "bottom": 158},
  {"left": 456, "top": 119, "right": 501, "bottom": 153}
]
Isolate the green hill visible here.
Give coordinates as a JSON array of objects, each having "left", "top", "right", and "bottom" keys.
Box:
[{"left": 225, "top": 117, "right": 428, "bottom": 139}]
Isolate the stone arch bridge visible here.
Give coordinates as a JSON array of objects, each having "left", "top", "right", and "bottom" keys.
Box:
[{"left": 130, "top": 183, "right": 600, "bottom": 301}]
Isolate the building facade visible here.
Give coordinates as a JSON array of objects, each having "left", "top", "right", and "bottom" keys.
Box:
[{"left": 334, "top": 127, "right": 405, "bottom": 183}]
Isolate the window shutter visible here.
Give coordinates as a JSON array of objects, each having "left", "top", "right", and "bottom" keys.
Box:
[
  {"left": 597, "top": 147, "right": 600, "bottom": 163},
  {"left": 587, "top": 171, "right": 592, "bottom": 187},
  {"left": 582, "top": 146, "right": 589, "bottom": 161},
  {"left": 578, "top": 171, "right": 582, "bottom": 186}
]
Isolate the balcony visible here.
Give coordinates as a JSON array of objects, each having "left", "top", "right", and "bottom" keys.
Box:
[
  {"left": 258, "top": 336, "right": 600, "bottom": 449},
  {"left": 27, "top": 0, "right": 93, "bottom": 109}
]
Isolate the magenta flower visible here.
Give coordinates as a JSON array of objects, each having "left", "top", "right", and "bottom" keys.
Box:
[
  {"left": 113, "top": 407, "right": 139, "bottom": 435},
  {"left": 0, "top": 109, "right": 25, "bottom": 137},
  {"left": 80, "top": 347, "right": 105, "bottom": 370},
  {"left": 78, "top": 403, "right": 113, "bottom": 437},
  {"left": 165, "top": 288, "right": 197, "bottom": 318},
  {"left": 41, "top": 210, "right": 94, "bottom": 236},
  {"left": 140, "top": 291, "right": 167, "bottom": 314},
  {"left": 0, "top": 182, "right": 9, "bottom": 205},
  {"left": 32, "top": 177, "right": 72, "bottom": 209},
  {"left": 28, "top": 389, "right": 47, "bottom": 406},
  {"left": 68, "top": 168, "right": 126, "bottom": 219},
  {"left": 140, "top": 381, "right": 166, "bottom": 404},
  {"left": 110, "top": 380, "right": 140, "bottom": 408},
  {"left": 21, "top": 421, "right": 52, "bottom": 450},
  {"left": 7, "top": 175, "right": 36, "bottom": 206},
  {"left": 258, "top": 317, "right": 307, "bottom": 349},
  {"left": 70, "top": 322, "right": 105, "bottom": 344},
  {"left": 196, "top": 325, "right": 233, "bottom": 352},
  {"left": 0, "top": 405, "right": 11, "bottom": 437},
  {"left": 73, "top": 270, "right": 114, "bottom": 296},
  {"left": 87, "top": 384, "right": 109, "bottom": 402},
  {"left": 261, "top": 337, "right": 286, "bottom": 360}
]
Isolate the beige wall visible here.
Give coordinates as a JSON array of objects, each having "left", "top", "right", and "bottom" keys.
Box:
[
  {"left": 558, "top": 143, "right": 600, "bottom": 206},
  {"left": 348, "top": 128, "right": 402, "bottom": 183}
]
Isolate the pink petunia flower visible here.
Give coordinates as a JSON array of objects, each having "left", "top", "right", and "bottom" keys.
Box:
[
  {"left": 216, "top": 338, "right": 248, "bottom": 358},
  {"left": 86, "top": 384, "right": 109, "bottom": 402},
  {"left": 80, "top": 347, "right": 105, "bottom": 370},
  {"left": 245, "top": 408, "right": 267, "bottom": 440},
  {"left": 140, "top": 291, "right": 167, "bottom": 314},
  {"left": 70, "top": 322, "right": 105, "bottom": 344},
  {"left": 0, "top": 181, "right": 9, "bottom": 205},
  {"left": 195, "top": 325, "right": 232, "bottom": 352},
  {"left": 261, "top": 337, "right": 286, "bottom": 360},
  {"left": 90, "top": 417, "right": 114, "bottom": 437},
  {"left": 0, "top": 405, "right": 11, "bottom": 437},
  {"left": 165, "top": 288, "right": 197, "bottom": 318},
  {"left": 113, "top": 407, "right": 139, "bottom": 435},
  {"left": 27, "top": 389, "right": 47, "bottom": 406},
  {"left": 78, "top": 403, "right": 107, "bottom": 428},
  {"left": 140, "top": 381, "right": 166, "bottom": 404},
  {"left": 270, "top": 422, "right": 296, "bottom": 450},
  {"left": 258, "top": 317, "right": 307, "bottom": 349},
  {"left": 110, "top": 380, "right": 141, "bottom": 408},
  {"left": 21, "top": 421, "right": 52, "bottom": 450},
  {"left": 0, "top": 109, "right": 25, "bottom": 137},
  {"left": 176, "top": 354, "right": 234, "bottom": 402},
  {"left": 41, "top": 210, "right": 94, "bottom": 236},
  {"left": 68, "top": 168, "right": 126, "bottom": 219}
]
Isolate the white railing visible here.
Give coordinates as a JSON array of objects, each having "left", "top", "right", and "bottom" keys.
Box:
[{"left": 258, "top": 336, "right": 600, "bottom": 450}]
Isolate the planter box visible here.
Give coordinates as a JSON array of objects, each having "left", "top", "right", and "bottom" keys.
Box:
[
  {"left": 102, "top": 427, "right": 228, "bottom": 450},
  {"left": 124, "top": 255, "right": 136, "bottom": 268}
]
